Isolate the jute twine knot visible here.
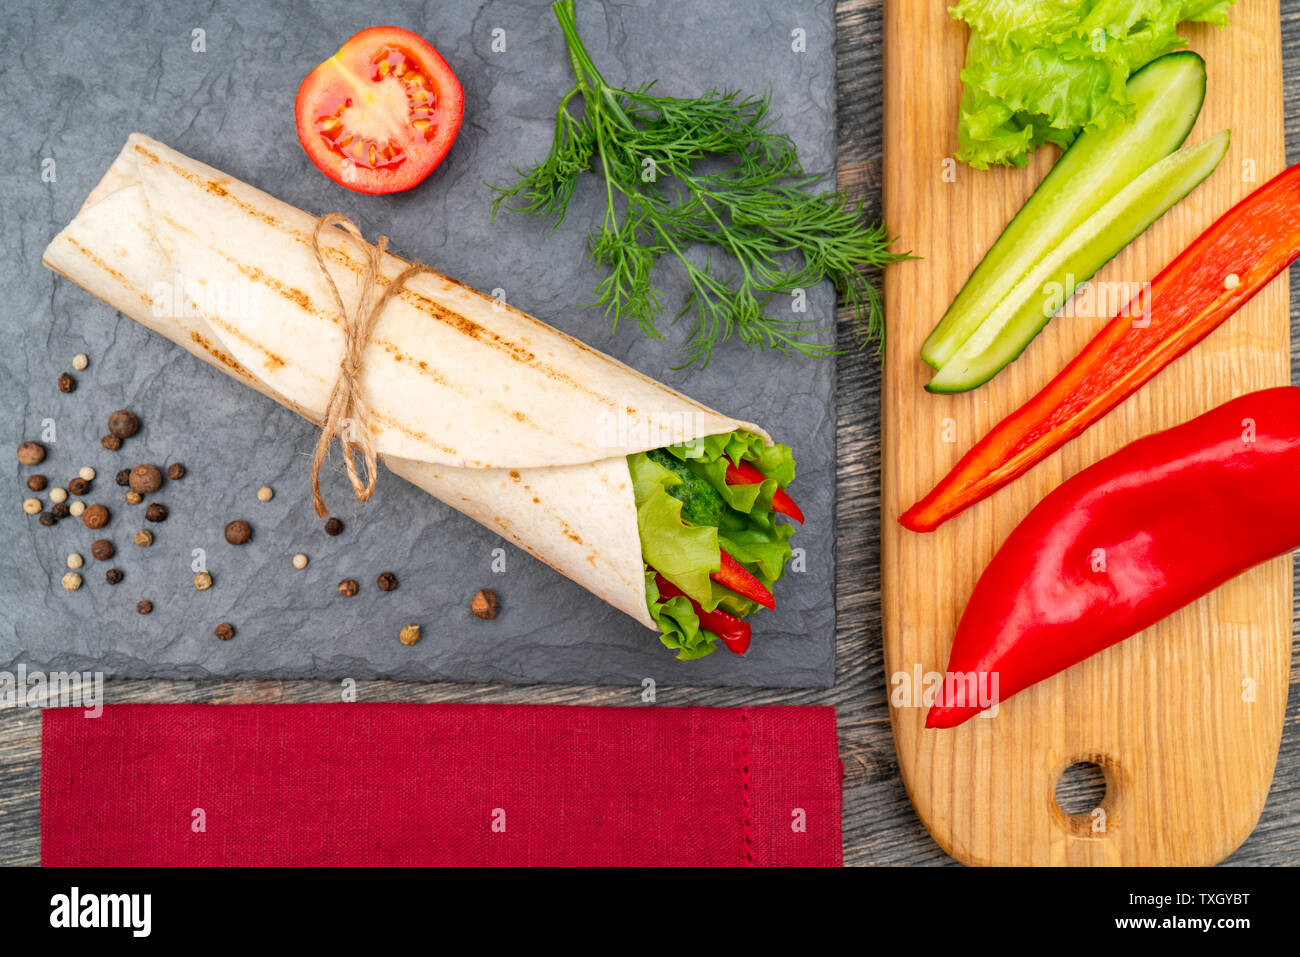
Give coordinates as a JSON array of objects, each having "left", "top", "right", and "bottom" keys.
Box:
[{"left": 309, "top": 213, "right": 433, "bottom": 518}]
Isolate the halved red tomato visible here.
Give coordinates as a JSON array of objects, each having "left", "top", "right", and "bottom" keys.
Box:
[{"left": 294, "top": 26, "right": 464, "bottom": 194}]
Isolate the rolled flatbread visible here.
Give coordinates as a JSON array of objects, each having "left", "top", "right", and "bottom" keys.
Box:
[{"left": 43, "top": 134, "right": 765, "bottom": 628}]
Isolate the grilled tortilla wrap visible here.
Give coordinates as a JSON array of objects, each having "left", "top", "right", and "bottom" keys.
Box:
[{"left": 42, "top": 134, "right": 766, "bottom": 628}]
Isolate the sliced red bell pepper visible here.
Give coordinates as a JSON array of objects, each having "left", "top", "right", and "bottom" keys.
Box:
[
  {"left": 900, "top": 163, "right": 1300, "bottom": 533},
  {"left": 654, "top": 574, "right": 752, "bottom": 655},
  {"left": 725, "top": 459, "right": 805, "bottom": 523},
  {"left": 712, "top": 548, "right": 775, "bottom": 610},
  {"left": 927, "top": 388, "right": 1300, "bottom": 729}
]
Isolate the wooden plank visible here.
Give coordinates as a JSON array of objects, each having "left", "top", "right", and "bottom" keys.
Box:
[{"left": 882, "top": 0, "right": 1291, "bottom": 865}]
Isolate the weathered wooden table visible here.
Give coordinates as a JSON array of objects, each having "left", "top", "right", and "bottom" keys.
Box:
[{"left": 2, "top": 0, "right": 1297, "bottom": 866}]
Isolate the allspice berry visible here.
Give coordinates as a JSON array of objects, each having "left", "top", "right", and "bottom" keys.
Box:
[
  {"left": 136, "top": 599, "right": 153, "bottom": 615},
  {"left": 108, "top": 410, "right": 140, "bottom": 439},
  {"left": 26, "top": 475, "right": 46, "bottom": 492},
  {"left": 224, "top": 520, "right": 252, "bottom": 545},
  {"left": 145, "top": 503, "right": 168, "bottom": 522},
  {"left": 57, "top": 372, "right": 76, "bottom": 393},
  {"left": 129, "top": 464, "right": 163, "bottom": 494},
  {"left": 214, "top": 622, "right": 235, "bottom": 641},
  {"left": 167, "top": 462, "right": 186, "bottom": 481},
  {"left": 338, "top": 578, "right": 359, "bottom": 597},
  {"left": 17, "top": 441, "right": 45, "bottom": 466},
  {"left": 68, "top": 477, "right": 91, "bottom": 496},
  {"left": 38, "top": 511, "right": 57, "bottom": 527},
  {"left": 51, "top": 502, "right": 69, "bottom": 520},
  {"left": 471, "top": 589, "right": 500, "bottom": 620},
  {"left": 82, "top": 504, "right": 109, "bottom": 530},
  {"left": 91, "top": 539, "right": 115, "bottom": 561},
  {"left": 377, "top": 571, "right": 398, "bottom": 592},
  {"left": 101, "top": 434, "right": 122, "bottom": 451},
  {"left": 399, "top": 624, "right": 421, "bottom": 646}
]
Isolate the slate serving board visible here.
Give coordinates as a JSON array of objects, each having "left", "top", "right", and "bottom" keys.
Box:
[{"left": 0, "top": 0, "right": 838, "bottom": 687}]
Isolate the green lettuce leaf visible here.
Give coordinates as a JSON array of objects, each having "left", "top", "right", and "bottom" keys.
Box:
[
  {"left": 631, "top": 430, "right": 798, "bottom": 659},
  {"left": 644, "top": 569, "right": 718, "bottom": 661},
  {"left": 953, "top": 0, "right": 1233, "bottom": 169}
]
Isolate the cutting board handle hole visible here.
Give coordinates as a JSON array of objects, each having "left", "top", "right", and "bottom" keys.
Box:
[{"left": 1052, "top": 757, "right": 1117, "bottom": 838}]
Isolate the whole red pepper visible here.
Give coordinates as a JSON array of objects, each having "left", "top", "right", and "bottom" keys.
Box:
[
  {"left": 928, "top": 388, "right": 1300, "bottom": 729},
  {"left": 654, "top": 574, "right": 752, "bottom": 656}
]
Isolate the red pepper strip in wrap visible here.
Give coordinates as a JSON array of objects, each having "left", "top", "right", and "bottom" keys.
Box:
[
  {"left": 713, "top": 549, "right": 776, "bottom": 610},
  {"left": 654, "top": 575, "right": 751, "bottom": 655},
  {"left": 901, "top": 163, "right": 1300, "bottom": 533},
  {"left": 726, "top": 459, "right": 805, "bottom": 524},
  {"left": 927, "top": 388, "right": 1300, "bottom": 729}
]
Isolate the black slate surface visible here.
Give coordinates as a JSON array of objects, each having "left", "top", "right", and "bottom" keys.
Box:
[{"left": 0, "top": 0, "right": 838, "bottom": 686}]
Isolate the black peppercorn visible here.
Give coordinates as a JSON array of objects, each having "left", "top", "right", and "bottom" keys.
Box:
[
  {"left": 471, "top": 589, "right": 500, "bottom": 620},
  {"left": 129, "top": 464, "right": 163, "bottom": 494},
  {"left": 377, "top": 571, "right": 398, "bottom": 592},
  {"left": 17, "top": 441, "right": 45, "bottom": 466},
  {"left": 50, "top": 502, "right": 69, "bottom": 519},
  {"left": 145, "top": 503, "right": 168, "bottom": 522},
  {"left": 105, "top": 568, "right": 124, "bottom": 585},
  {"left": 115, "top": 468, "right": 132, "bottom": 487},
  {"left": 68, "top": 477, "right": 91, "bottom": 496},
  {"left": 57, "top": 372, "right": 76, "bottom": 393},
  {"left": 82, "top": 504, "right": 109, "bottom": 529},
  {"left": 324, "top": 517, "right": 343, "bottom": 536},
  {"left": 167, "top": 462, "right": 186, "bottom": 480},
  {"left": 91, "top": 539, "right": 115, "bottom": 561},
  {"left": 214, "top": 622, "right": 235, "bottom": 641},
  {"left": 26, "top": 475, "right": 46, "bottom": 492},
  {"left": 38, "top": 511, "right": 56, "bottom": 527},
  {"left": 224, "top": 520, "right": 252, "bottom": 545},
  {"left": 108, "top": 410, "right": 140, "bottom": 439}
]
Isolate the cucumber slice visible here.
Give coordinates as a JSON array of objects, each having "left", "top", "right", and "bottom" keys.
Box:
[
  {"left": 925, "top": 129, "right": 1229, "bottom": 394},
  {"left": 921, "top": 51, "right": 1208, "bottom": 370}
]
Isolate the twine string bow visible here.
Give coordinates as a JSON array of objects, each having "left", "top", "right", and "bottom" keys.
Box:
[{"left": 309, "top": 213, "right": 433, "bottom": 518}]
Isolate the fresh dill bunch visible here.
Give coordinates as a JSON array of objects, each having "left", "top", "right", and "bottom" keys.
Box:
[{"left": 490, "top": 0, "right": 908, "bottom": 368}]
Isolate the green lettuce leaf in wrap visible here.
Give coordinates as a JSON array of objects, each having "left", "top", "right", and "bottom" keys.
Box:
[{"left": 629, "top": 430, "right": 799, "bottom": 660}]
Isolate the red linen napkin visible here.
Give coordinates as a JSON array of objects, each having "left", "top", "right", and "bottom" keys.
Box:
[{"left": 42, "top": 703, "right": 842, "bottom": 866}]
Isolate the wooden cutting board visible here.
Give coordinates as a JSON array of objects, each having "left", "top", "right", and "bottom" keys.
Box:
[{"left": 881, "top": 1, "right": 1290, "bottom": 866}]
